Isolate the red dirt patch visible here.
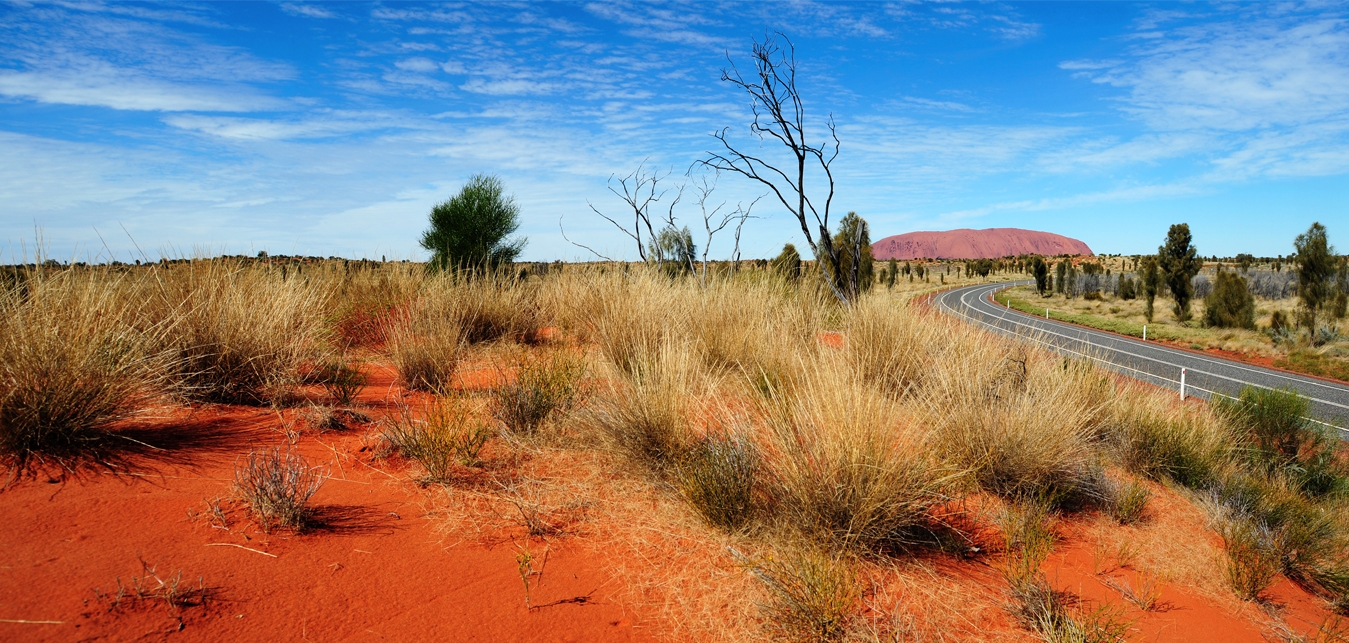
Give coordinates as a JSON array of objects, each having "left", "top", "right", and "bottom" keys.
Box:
[{"left": 0, "top": 367, "right": 655, "bottom": 642}]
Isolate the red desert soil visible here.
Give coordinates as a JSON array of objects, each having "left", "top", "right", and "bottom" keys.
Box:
[
  {"left": 873, "top": 228, "right": 1093, "bottom": 260},
  {"left": 0, "top": 364, "right": 654, "bottom": 642}
]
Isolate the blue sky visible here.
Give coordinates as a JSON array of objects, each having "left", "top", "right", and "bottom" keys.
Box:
[{"left": 2, "top": 1, "right": 1347, "bottom": 262}]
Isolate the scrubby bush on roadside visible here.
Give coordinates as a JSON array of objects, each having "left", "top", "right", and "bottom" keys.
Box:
[{"left": 1214, "top": 386, "right": 1347, "bottom": 497}]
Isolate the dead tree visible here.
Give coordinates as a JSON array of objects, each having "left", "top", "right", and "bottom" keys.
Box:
[
  {"left": 687, "top": 170, "right": 761, "bottom": 286},
  {"left": 571, "top": 161, "right": 683, "bottom": 263},
  {"left": 700, "top": 32, "right": 852, "bottom": 304}
]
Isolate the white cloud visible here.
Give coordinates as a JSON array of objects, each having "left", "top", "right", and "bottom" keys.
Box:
[
  {"left": 395, "top": 57, "right": 440, "bottom": 73},
  {"left": 280, "top": 3, "right": 337, "bottom": 19},
  {"left": 0, "top": 70, "right": 286, "bottom": 112}
]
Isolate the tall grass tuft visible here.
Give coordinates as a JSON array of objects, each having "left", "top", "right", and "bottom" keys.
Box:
[
  {"left": 747, "top": 548, "right": 858, "bottom": 643},
  {"left": 1108, "top": 391, "right": 1230, "bottom": 489},
  {"left": 763, "top": 365, "right": 958, "bottom": 552},
  {"left": 154, "top": 261, "right": 328, "bottom": 405},
  {"left": 588, "top": 342, "right": 700, "bottom": 472},
  {"left": 389, "top": 289, "right": 465, "bottom": 393},
  {"left": 677, "top": 431, "right": 760, "bottom": 532},
  {"left": 1, "top": 267, "right": 173, "bottom": 472}
]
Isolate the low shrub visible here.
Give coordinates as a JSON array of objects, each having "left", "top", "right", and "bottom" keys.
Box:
[
  {"left": 1214, "top": 386, "right": 1347, "bottom": 496},
  {"left": 233, "top": 447, "right": 327, "bottom": 532},
  {"left": 747, "top": 548, "right": 858, "bottom": 643},
  {"left": 676, "top": 432, "right": 759, "bottom": 532},
  {"left": 493, "top": 350, "right": 586, "bottom": 435},
  {"left": 314, "top": 356, "right": 368, "bottom": 407},
  {"left": 1204, "top": 271, "right": 1256, "bottom": 329},
  {"left": 382, "top": 398, "right": 494, "bottom": 482},
  {"left": 1108, "top": 393, "right": 1229, "bottom": 489},
  {"left": 588, "top": 343, "right": 699, "bottom": 473}
]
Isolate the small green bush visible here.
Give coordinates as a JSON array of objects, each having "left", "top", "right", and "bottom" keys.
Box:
[
  {"left": 493, "top": 351, "right": 586, "bottom": 435},
  {"left": 382, "top": 398, "right": 494, "bottom": 482},
  {"left": 1101, "top": 475, "right": 1151, "bottom": 525},
  {"left": 315, "top": 357, "right": 368, "bottom": 407},
  {"left": 1214, "top": 386, "right": 1347, "bottom": 496}
]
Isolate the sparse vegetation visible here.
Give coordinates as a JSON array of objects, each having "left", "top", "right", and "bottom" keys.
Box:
[
  {"left": 233, "top": 447, "right": 328, "bottom": 532},
  {"left": 382, "top": 397, "right": 494, "bottom": 482},
  {"left": 493, "top": 350, "right": 586, "bottom": 435}
]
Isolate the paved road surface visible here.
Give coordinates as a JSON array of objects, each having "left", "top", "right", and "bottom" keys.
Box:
[{"left": 933, "top": 281, "right": 1349, "bottom": 436}]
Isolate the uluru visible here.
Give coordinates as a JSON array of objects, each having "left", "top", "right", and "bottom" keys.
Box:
[{"left": 871, "top": 227, "right": 1093, "bottom": 260}]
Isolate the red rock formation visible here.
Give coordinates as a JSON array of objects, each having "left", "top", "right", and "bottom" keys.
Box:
[{"left": 871, "top": 228, "right": 1092, "bottom": 260}]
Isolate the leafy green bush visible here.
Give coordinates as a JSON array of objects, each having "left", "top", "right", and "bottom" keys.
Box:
[
  {"left": 382, "top": 398, "right": 494, "bottom": 482},
  {"left": 1204, "top": 271, "right": 1256, "bottom": 329},
  {"left": 1214, "top": 386, "right": 1346, "bottom": 496},
  {"left": 421, "top": 174, "right": 525, "bottom": 273}
]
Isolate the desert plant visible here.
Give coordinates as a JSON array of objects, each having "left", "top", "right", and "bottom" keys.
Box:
[
  {"left": 1214, "top": 386, "right": 1346, "bottom": 496},
  {"left": 1158, "top": 223, "right": 1202, "bottom": 322},
  {"left": 676, "top": 432, "right": 760, "bottom": 532},
  {"left": 773, "top": 243, "right": 804, "bottom": 282},
  {"left": 93, "top": 559, "right": 211, "bottom": 614},
  {"left": 1099, "top": 474, "right": 1151, "bottom": 525},
  {"left": 233, "top": 447, "right": 328, "bottom": 531},
  {"left": 747, "top": 548, "right": 858, "bottom": 643},
  {"left": 421, "top": 173, "right": 526, "bottom": 273},
  {"left": 589, "top": 348, "right": 698, "bottom": 472},
  {"left": 493, "top": 350, "right": 587, "bottom": 435},
  {"left": 315, "top": 356, "right": 368, "bottom": 407},
  {"left": 1295, "top": 222, "right": 1336, "bottom": 329},
  {"left": 1108, "top": 390, "right": 1229, "bottom": 489},
  {"left": 1204, "top": 270, "right": 1256, "bottom": 329},
  {"left": 1217, "top": 510, "right": 1281, "bottom": 600},
  {"left": 382, "top": 397, "right": 494, "bottom": 482},
  {"left": 155, "top": 261, "right": 328, "bottom": 405},
  {"left": 389, "top": 292, "right": 465, "bottom": 393},
  {"left": 0, "top": 268, "right": 173, "bottom": 473},
  {"left": 763, "top": 366, "right": 957, "bottom": 551}
]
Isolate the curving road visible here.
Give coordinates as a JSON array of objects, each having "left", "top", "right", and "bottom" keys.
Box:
[{"left": 933, "top": 281, "right": 1349, "bottom": 436}]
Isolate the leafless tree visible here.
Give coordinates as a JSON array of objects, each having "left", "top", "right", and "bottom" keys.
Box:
[
  {"left": 686, "top": 170, "right": 761, "bottom": 286},
  {"left": 568, "top": 160, "right": 683, "bottom": 263},
  {"left": 700, "top": 32, "right": 852, "bottom": 304}
]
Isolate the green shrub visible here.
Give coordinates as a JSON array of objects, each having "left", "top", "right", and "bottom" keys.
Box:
[
  {"left": 1100, "top": 475, "right": 1151, "bottom": 525},
  {"left": 1214, "top": 386, "right": 1346, "bottom": 496},
  {"left": 315, "top": 357, "right": 368, "bottom": 407},
  {"left": 421, "top": 174, "right": 525, "bottom": 273},
  {"left": 676, "top": 433, "right": 759, "bottom": 532},
  {"left": 1204, "top": 271, "right": 1256, "bottom": 329},
  {"left": 493, "top": 351, "right": 586, "bottom": 435},
  {"left": 382, "top": 398, "right": 494, "bottom": 482}
]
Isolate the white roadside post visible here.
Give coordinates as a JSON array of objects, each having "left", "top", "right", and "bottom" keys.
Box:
[
  {"left": 1143, "top": 325, "right": 1147, "bottom": 341},
  {"left": 1180, "top": 368, "right": 1187, "bottom": 401},
  {"left": 1045, "top": 308, "right": 1049, "bottom": 319}
]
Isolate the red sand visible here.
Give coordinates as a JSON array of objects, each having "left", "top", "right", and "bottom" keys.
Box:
[
  {"left": 0, "top": 365, "right": 654, "bottom": 642},
  {"left": 873, "top": 228, "right": 1093, "bottom": 260}
]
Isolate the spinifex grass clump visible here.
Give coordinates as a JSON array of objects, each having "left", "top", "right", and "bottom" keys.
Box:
[
  {"left": 382, "top": 397, "right": 494, "bottom": 483},
  {"left": 677, "top": 432, "right": 760, "bottom": 532},
  {"left": 233, "top": 447, "right": 327, "bottom": 532},
  {"left": 389, "top": 296, "right": 465, "bottom": 393},
  {"left": 493, "top": 350, "right": 586, "bottom": 435},
  {"left": 763, "top": 366, "right": 958, "bottom": 552},
  {"left": 0, "top": 267, "right": 172, "bottom": 473},
  {"left": 590, "top": 343, "right": 700, "bottom": 473},
  {"left": 154, "top": 261, "right": 328, "bottom": 405}
]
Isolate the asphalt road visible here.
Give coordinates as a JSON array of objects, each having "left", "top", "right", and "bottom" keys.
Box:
[{"left": 933, "top": 281, "right": 1349, "bottom": 436}]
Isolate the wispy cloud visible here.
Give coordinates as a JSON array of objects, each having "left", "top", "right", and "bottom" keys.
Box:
[{"left": 280, "top": 3, "right": 338, "bottom": 20}]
